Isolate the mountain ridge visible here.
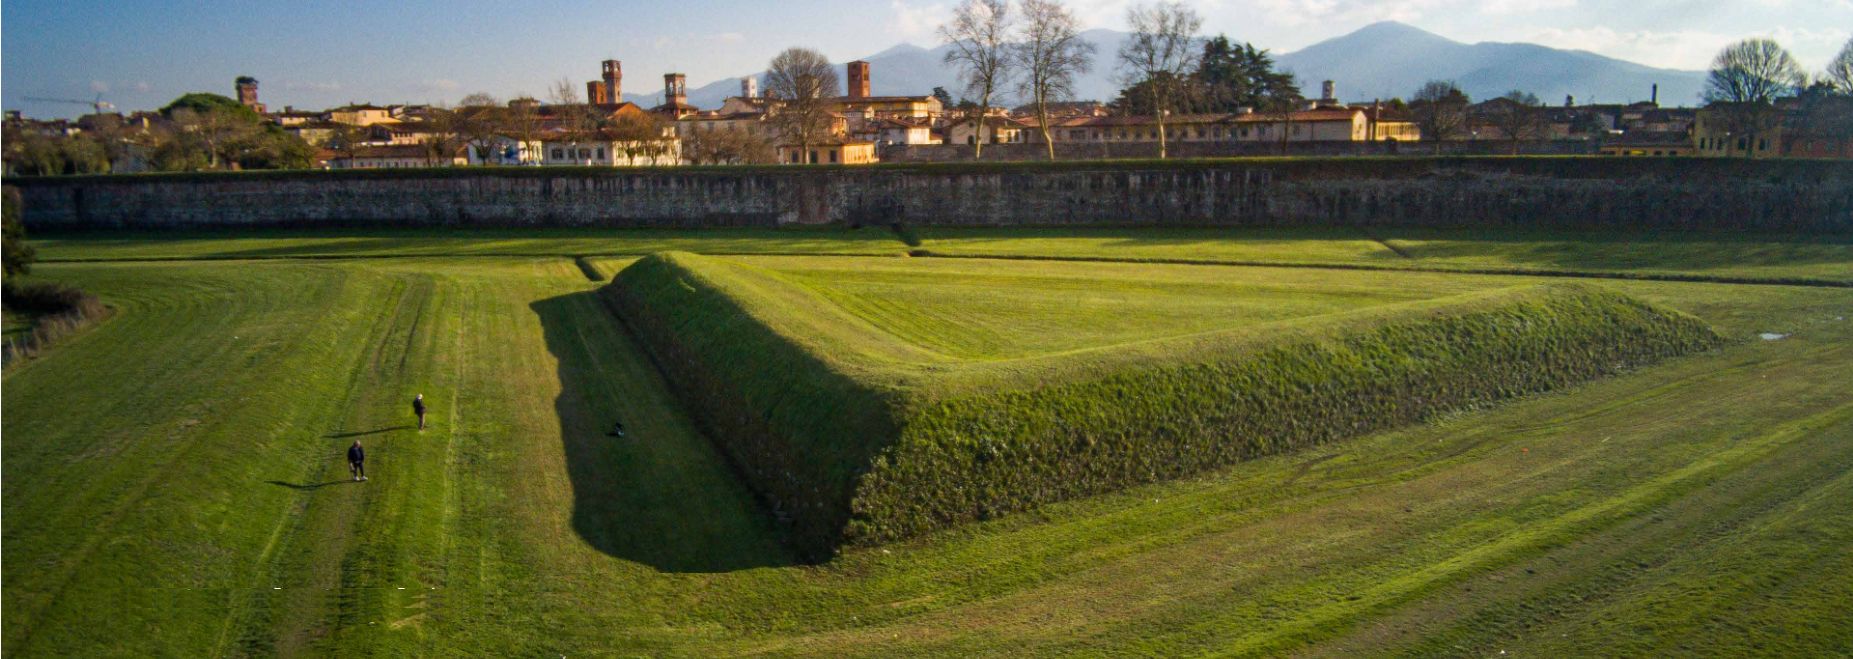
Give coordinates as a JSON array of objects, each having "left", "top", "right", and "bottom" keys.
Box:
[{"left": 623, "top": 21, "right": 1705, "bottom": 109}]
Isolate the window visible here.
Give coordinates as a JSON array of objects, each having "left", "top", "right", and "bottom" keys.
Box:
[
  {"left": 967, "top": 136, "right": 976, "bottom": 145},
  {"left": 829, "top": 150, "right": 838, "bottom": 163},
  {"left": 551, "top": 148, "right": 563, "bottom": 159},
  {"left": 597, "top": 147, "right": 605, "bottom": 159},
  {"left": 809, "top": 150, "right": 819, "bottom": 163}
]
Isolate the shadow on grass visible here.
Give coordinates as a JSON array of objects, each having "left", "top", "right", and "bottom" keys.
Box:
[
  {"left": 531, "top": 291, "right": 799, "bottom": 573},
  {"left": 1364, "top": 229, "right": 1853, "bottom": 273},
  {"left": 265, "top": 479, "right": 358, "bottom": 490},
  {"left": 323, "top": 426, "right": 413, "bottom": 438}
]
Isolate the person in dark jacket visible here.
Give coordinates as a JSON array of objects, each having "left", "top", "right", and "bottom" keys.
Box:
[
  {"left": 413, "top": 394, "right": 426, "bottom": 430},
  {"left": 348, "top": 440, "right": 367, "bottom": 482}
]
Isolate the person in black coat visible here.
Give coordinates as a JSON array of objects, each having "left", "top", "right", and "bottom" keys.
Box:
[
  {"left": 348, "top": 440, "right": 367, "bottom": 482},
  {"left": 413, "top": 394, "right": 427, "bottom": 430}
]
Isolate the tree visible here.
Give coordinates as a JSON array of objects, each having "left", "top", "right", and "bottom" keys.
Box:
[
  {"left": 1410, "top": 80, "right": 1470, "bottom": 153},
  {"left": 1014, "top": 0, "right": 1094, "bottom": 160},
  {"left": 1195, "top": 37, "right": 1300, "bottom": 113},
  {"left": 456, "top": 93, "right": 504, "bottom": 164},
  {"left": 940, "top": 0, "right": 1014, "bottom": 160},
  {"left": 418, "top": 105, "right": 469, "bottom": 166},
  {"left": 931, "top": 86, "right": 955, "bottom": 109},
  {"left": 1257, "top": 90, "right": 1305, "bottom": 155},
  {"left": 1484, "top": 90, "right": 1545, "bottom": 155},
  {"left": 683, "top": 125, "right": 777, "bottom": 165},
  {"left": 1704, "top": 38, "right": 1804, "bottom": 158},
  {"left": 3, "top": 187, "right": 34, "bottom": 278},
  {"left": 1117, "top": 1, "right": 1201, "bottom": 158},
  {"left": 766, "top": 47, "right": 841, "bottom": 163},
  {"left": 1824, "top": 37, "right": 1853, "bottom": 96}
]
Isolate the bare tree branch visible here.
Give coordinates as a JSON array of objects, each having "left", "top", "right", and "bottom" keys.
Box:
[
  {"left": 940, "top": 0, "right": 1014, "bottom": 160},
  {"left": 1118, "top": 1, "right": 1201, "bottom": 159},
  {"left": 1014, "top": 0, "right": 1094, "bottom": 160}
]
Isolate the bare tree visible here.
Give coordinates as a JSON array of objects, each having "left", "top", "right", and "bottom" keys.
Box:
[
  {"left": 1704, "top": 38, "right": 1805, "bottom": 158},
  {"left": 766, "top": 47, "right": 841, "bottom": 164},
  {"left": 1825, "top": 37, "right": 1853, "bottom": 95},
  {"left": 1411, "top": 80, "right": 1470, "bottom": 154},
  {"left": 940, "top": 0, "right": 1014, "bottom": 160},
  {"left": 1485, "top": 90, "right": 1545, "bottom": 155},
  {"left": 456, "top": 92, "right": 503, "bottom": 164},
  {"left": 1118, "top": 1, "right": 1201, "bottom": 159},
  {"left": 419, "top": 104, "right": 468, "bottom": 166},
  {"left": 1014, "top": 0, "right": 1095, "bottom": 160}
]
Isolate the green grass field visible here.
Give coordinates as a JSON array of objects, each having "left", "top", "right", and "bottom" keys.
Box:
[{"left": 5, "top": 227, "right": 1852, "bottom": 656}]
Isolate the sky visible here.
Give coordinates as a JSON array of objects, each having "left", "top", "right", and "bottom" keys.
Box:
[{"left": 3, "top": 0, "right": 1848, "bottom": 119}]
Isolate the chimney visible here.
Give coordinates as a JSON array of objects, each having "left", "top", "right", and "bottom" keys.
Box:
[
  {"left": 602, "top": 59, "right": 623, "bottom": 99},
  {"left": 847, "top": 60, "right": 871, "bottom": 99},
  {"left": 1321, "top": 80, "right": 1336, "bottom": 102},
  {"left": 1651, "top": 83, "right": 1658, "bottom": 106},
  {"left": 665, "top": 73, "right": 687, "bottom": 106},
  {"left": 587, "top": 81, "right": 609, "bottom": 105},
  {"left": 1565, "top": 94, "right": 1576, "bottom": 107},
  {"left": 741, "top": 76, "right": 758, "bottom": 99}
]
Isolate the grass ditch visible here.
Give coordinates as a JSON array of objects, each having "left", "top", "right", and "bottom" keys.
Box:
[{"left": 604, "top": 252, "right": 1725, "bottom": 556}]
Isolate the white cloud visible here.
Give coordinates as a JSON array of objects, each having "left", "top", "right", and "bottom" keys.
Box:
[
  {"left": 89, "top": 80, "right": 109, "bottom": 93},
  {"left": 133, "top": 81, "right": 152, "bottom": 92},
  {"left": 713, "top": 32, "right": 745, "bottom": 43},
  {"left": 1531, "top": 24, "right": 1850, "bottom": 70},
  {"left": 887, "top": 0, "right": 952, "bottom": 42},
  {"left": 1479, "top": 0, "right": 1576, "bottom": 15}
]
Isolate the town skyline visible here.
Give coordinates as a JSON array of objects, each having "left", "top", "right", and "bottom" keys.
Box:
[{"left": 4, "top": 0, "right": 1849, "bottom": 119}]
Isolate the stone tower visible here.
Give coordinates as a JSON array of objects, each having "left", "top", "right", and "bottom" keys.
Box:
[
  {"left": 847, "top": 60, "right": 871, "bottom": 98},
  {"left": 235, "top": 76, "right": 265, "bottom": 113},
  {"left": 741, "top": 76, "right": 758, "bottom": 99},
  {"left": 602, "top": 59, "right": 622, "bottom": 99},
  {"left": 665, "top": 73, "right": 686, "bottom": 106}
]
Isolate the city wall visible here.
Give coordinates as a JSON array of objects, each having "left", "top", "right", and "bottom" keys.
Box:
[{"left": 13, "top": 158, "right": 1852, "bottom": 233}]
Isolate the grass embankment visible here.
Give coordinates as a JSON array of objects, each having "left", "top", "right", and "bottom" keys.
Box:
[
  {"left": 4, "top": 244, "right": 1849, "bottom": 655},
  {"left": 605, "top": 251, "right": 1722, "bottom": 552}
]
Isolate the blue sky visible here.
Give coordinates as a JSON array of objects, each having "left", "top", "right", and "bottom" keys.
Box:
[{"left": 4, "top": 0, "right": 1848, "bottom": 118}]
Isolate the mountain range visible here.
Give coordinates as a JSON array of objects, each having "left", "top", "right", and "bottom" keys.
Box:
[{"left": 622, "top": 21, "right": 1705, "bottom": 111}]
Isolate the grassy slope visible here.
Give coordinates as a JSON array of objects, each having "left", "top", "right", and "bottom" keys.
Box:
[
  {"left": 3, "top": 234, "right": 1850, "bottom": 656},
  {"left": 608, "top": 253, "right": 1721, "bottom": 548}
]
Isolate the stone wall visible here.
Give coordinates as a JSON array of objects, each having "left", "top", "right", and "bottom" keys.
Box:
[
  {"left": 13, "top": 158, "right": 1852, "bottom": 233},
  {"left": 880, "top": 139, "right": 1598, "bottom": 163}
]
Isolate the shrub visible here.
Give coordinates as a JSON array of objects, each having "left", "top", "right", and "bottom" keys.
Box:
[
  {"left": 3, "top": 280, "right": 110, "bottom": 366},
  {"left": 604, "top": 252, "right": 1722, "bottom": 555}
]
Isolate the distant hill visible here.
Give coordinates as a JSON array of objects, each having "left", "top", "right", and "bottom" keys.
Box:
[
  {"left": 1275, "top": 21, "right": 1705, "bottom": 106},
  {"left": 625, "top": 21, "right": 1704, "bottom": 110}
]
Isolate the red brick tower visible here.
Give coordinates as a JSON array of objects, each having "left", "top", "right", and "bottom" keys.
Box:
[
  {"left": 587, "top": 80, "right": 609, "bottom": 105},
  {"left": 602, "top": 59, "right": 622, "bottom": 99},
  {"left": 847, "top": 60, "right": 870, "bottom": 99}
]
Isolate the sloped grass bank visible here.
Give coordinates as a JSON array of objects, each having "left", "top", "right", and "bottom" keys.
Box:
[{"left": 604, "top": 252, "right": 1722, "bottom": 556}]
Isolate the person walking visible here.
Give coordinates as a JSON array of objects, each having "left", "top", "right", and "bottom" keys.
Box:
[
  {"left": 413, "top": 394, "right": 427, "bottom": 430},
  {"left": 348, "top": 440, "right": 367, "bottom": 482}
]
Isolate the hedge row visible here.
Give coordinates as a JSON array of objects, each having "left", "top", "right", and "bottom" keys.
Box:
[{"left": 605, "top": 252, "right": 1722, "bottom": 555}]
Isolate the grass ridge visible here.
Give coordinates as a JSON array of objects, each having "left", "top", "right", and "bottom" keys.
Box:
[{"left": 605, "top": 252, "right": 1725, "bottom": 553}]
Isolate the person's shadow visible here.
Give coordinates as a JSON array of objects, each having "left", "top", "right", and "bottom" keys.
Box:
[
  {"left": 323, "top": 426, "right": 413, "bottom": 439},
  {"left": 265, "top": 479, "right": 357, "bottom": 490}
]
